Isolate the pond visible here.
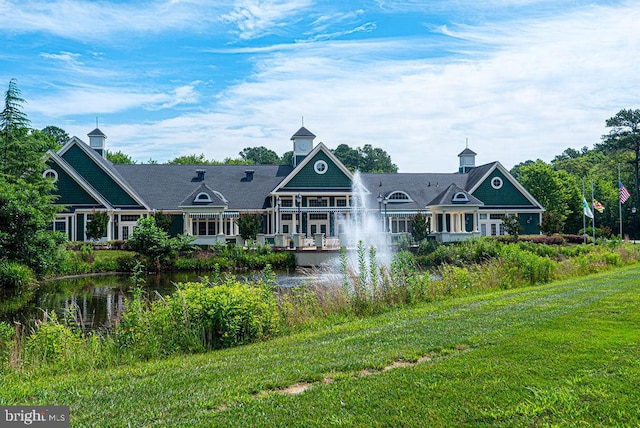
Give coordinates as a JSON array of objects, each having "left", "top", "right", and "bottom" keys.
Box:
[{"left": 1, "top": 270, "right": 316, "bottom": 331}]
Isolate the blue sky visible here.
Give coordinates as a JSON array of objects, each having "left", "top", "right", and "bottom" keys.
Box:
[{"left": 1, "top": 0, "right": 639, "bottom": 172}]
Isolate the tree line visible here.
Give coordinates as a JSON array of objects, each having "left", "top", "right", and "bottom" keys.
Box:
[
  {"left": 512, "top": 109, "right": 640, "bottom": 238},
  {"left": 107, "top": 141, "right": 398, "bottom": 173}
]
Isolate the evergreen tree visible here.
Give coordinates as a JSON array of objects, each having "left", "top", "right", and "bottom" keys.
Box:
[{"left": 0, "top": 79, "right": 64, "bottom": 276}]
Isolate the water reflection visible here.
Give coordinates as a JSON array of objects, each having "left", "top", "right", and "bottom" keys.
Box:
[{"left": 3, "top": 272, "right": 307, "bottom": 331}]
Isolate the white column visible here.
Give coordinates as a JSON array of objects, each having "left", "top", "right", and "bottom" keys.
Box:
[
  {"left": 442, "top": 211, "right": 448, "bottom": 233},
  {"left": 106, "top": 212, "right": 113, "bottom": 240},
  {"left": 219, "top": 212, "right": 224, "bottom": 235}
]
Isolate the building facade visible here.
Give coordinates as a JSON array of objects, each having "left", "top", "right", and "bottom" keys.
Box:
[{"left": 44, "top": 127, "right": 544, "bottom": 245}]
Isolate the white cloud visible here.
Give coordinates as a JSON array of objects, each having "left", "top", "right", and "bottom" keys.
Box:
[
  {"left": 19, "top": 1, "right": 640, "bottom": 174},
  {"left": 0, "top": 0, "right": 229, "bottom": 41},
  {"left": 221, "top": 0, "right": 313, "bottom": 40}
]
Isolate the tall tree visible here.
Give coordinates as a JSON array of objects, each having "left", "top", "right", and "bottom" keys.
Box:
[
  {"left": 598, "top": 109, "right": 640, "bottom": 211},
  {"left": 0, "top": 80, "right": 64, "bottom": 276},
  {"left": 239, "top": 146, "right": 280, "bottom": 164},
  {"left": 513, "top": 160, "right": 581, "bottom": 234},
  {"left": 167, "top": 153, "right": 212, "bottom": 165},
  {"left": 332, "top": 144, "right": 398, "bottom": 173},
  {"left": 107, "top": 150, "right": 136, "bottom": 164},
  {"left": 1, "top": 79, "right": 30, "bottom": 175},
  {"left": 332, "top": 144, "right": 361, "bottom": 171},
  {"left": 40, "top": 125, "right": 69, "bottom": 148},
  {"left": 360, "top": 144, "right": 398, "bottom": 173}
]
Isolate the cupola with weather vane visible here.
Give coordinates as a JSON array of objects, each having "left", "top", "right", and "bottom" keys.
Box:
[
  {"left": 458, "top": 139, "right": 476, "bottom": 174},
  {"left": 291, "top": 122, "right": 316, "bottom": 167}
]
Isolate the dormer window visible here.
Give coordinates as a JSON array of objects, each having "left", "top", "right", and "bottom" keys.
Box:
[
  {"left": 452, "top": 192, "right": 469, "bottom": 203},
  {"left": 194, "top": 192, "right": 212, "bottom": 203},
  {"left": 387, "top": 191, "right": 411, "bottom": 202}
]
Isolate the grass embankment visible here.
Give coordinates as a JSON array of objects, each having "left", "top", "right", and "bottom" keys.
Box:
[
  {"left": 51, "top": 245, "right": 296, "bottom": 277},
  {"left": 2, "top": 265, "right": 639, "bottom": 427}
]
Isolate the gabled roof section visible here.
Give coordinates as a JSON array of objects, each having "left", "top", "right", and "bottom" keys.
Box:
[
  {"left": 179, "top": 183, "right": 228, "bottom": 208},
  {"left": 290, "top": 126, "right": 316, "bottom": 140},
  {"left": 45, "top": 151, "right": 113, "bottom": 209},
  {"left": 466, "top": 162, "right": 544, "bottom": 209},
  {"left": 58, "top": 137, "right": 149, "bottom": 209},
  {"left": 359, "top": 172, "right": 468, "bottom": 211},
  {"left": 273, "top": 142, "right": 353, "bottom": 192},
  {"left": 428, "top": 183, "right": 483, "bottom": 207},
  {"left": 116, "top": 164, "right": 291, "bottom": 210},
  {"left": 464, "top": 162, "right": 496, "bottom": 190}
]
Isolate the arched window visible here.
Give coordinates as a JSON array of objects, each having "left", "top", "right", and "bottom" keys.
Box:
[
  {"left": 43, "top": 169, "right": 58, "bottom": 182},
  {"left": 194, "top": 192, "right": 212, "bottom": 203},
  {"left": 452, "top": 192, "right": 469, "bottom": 203},
  {"left": 387, "top": 191, "right": 411, "bottom": 202}
]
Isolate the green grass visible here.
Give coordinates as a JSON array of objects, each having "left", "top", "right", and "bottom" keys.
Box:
[{"left": 2, "top": 265, "right": 639, "bottom": 427}]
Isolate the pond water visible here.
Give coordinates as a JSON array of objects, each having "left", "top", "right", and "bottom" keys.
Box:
[{"left": 1, "top": 270, "right": 315, "bottom": 331}]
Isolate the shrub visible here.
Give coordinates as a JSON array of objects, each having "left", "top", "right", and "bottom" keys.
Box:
[
  {"left": 0, "top": 260, "right": 36, "bottom": 290},
  {"left": 0, "top": 321, "right": 15, "bottom": 371},
  {"left": 171, "top": 278, "right": 280, "bottom": 349},
  {"left": 24, "top": 312, "right": 79, "bottom": 366}
]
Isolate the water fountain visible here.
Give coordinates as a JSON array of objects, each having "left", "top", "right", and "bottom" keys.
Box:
[{"left": 336, "top": 171, "right": 393, "bottom": 280}]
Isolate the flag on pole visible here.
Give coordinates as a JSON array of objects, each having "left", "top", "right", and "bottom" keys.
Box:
[
  {"left": 620, "top": 181, "right": 631, "bottom": 203},
  {"left": 583, "top": 197, "right": 594, "bottom": 219},
  {"left": 592, "top": 199, "right": 605, "bottom": 213}
]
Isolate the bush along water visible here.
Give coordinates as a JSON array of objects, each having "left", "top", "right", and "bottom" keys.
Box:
[{"left": 3, "top": 239, "right": 640, "bottom": 373}]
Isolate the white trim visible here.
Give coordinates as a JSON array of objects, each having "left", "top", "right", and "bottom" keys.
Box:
[
  {"left": 490, "top": 177, "right": 503, "bottom": 189},
  {"left": 45, "top": 151, "right": 114, "bottom": 209},
  {"left": 271, "top": 142, "right": 355, "bottom": 193},
  {"left": 453, "top": 192, "right": 469, "bottom": 202},
  {"left": 314, "top": 160, "right": 328, "bottom": 174},
  {"left": 468, "top": 162, "right": 545, "bottom": 211},
  {"left": 57, "top": 138, "right": 150, "bottom": 210},
  {"left": 194, "top": 192, "right": 212, "bottom": 203},
  {"left": 386, "top": 190, "right": 412, "bottom": 202}
]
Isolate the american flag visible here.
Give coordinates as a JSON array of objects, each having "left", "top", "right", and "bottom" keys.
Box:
[{"left": 619, "top": 181, "right": 631, "bottom": 204}]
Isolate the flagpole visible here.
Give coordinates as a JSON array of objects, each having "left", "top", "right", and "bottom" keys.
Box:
[
  {"left": 582, "top": 179, "right": 587, "bottom": 244},
  {"left": 619, "top": 164, "right": 623, "bottom": 238},
  {"left": 591, "top": 181, "right": 596, "bottom": 243}
]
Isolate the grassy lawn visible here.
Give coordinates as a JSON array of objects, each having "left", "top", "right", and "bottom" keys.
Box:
[{"left": 2, "top": 265, "right": 639, "bottom": 427}]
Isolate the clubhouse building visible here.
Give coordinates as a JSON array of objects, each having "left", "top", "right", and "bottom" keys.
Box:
[{"left": 44, "top": 127, "right": 544, "bottom": 246}]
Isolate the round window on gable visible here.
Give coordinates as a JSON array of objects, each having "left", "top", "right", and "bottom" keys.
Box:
[
  {"left": 43, "top": 169, "right": 58, "bottom": 182},
  {"left": 314, "top": 160, "right": 328, "bottom": 174},
  {"left": 491, "top": 177, "right": 503, "bottom": 190}
]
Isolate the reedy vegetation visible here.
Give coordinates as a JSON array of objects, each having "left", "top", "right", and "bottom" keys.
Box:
[{"left": 1, "top": 237, "right": 639, "bottom": 374}]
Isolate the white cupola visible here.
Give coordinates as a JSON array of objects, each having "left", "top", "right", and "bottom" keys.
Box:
[
  {"left": 88, "top": 128, "right": 107, "bottom": 158},
  {"left": 291, "top": 126, "right": 315, "bottom": 167},
  {"left": 458, "top": 147, "right": 476, "bottom": 174}
]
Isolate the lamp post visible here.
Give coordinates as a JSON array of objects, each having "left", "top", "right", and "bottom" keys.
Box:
[
  {"left": 377, "top": 193, "right": 384, "bottom": 232},
  {"left": 383, "top": 199, "right": 388, "bottom": 233},
  {"left": 296, "top": 193, "right": 302, "bottom": 234},
  {"left": 276, "top": 196, "right": 281, "bottom": 234}
]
